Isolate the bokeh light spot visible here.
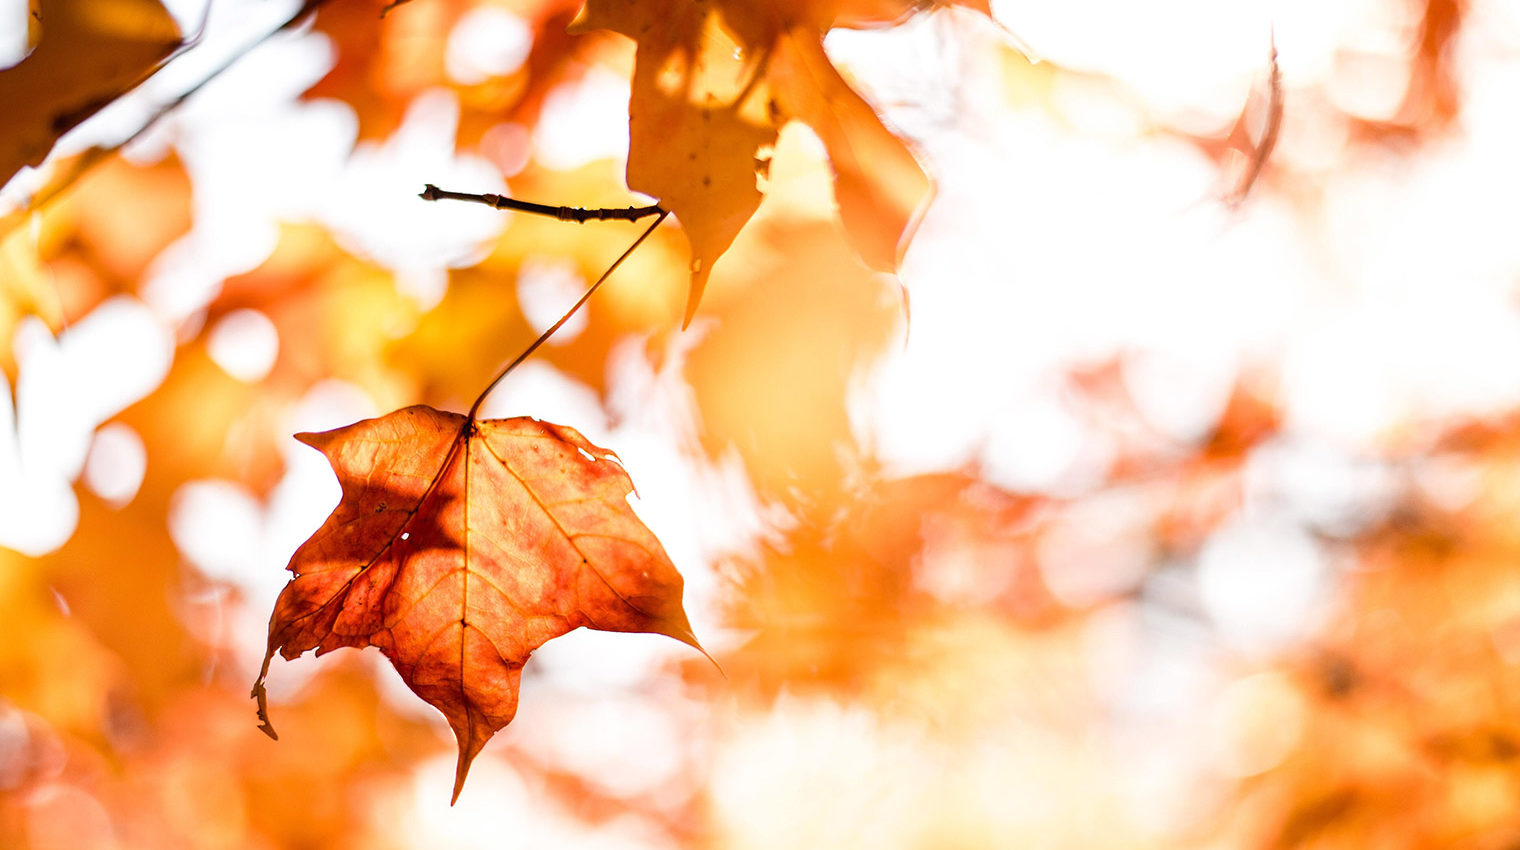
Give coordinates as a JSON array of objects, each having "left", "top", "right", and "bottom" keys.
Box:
[{"left": 206, "top": 308, "right": 279, "bottom": 382}]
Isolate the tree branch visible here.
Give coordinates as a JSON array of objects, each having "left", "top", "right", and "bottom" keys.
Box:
[{"left": 419, "top": 184, "right": 665, "bottom": 223}]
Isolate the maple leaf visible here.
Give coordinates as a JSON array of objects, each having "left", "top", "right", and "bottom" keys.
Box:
[
  {"left": 570, "top": 0, "right": 935, "bottom": 326},
  {"left": 252, "top": 405, "right": 703, "bottom": 803}
]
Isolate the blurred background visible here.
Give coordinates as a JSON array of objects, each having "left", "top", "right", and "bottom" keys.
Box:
[{"left": 4, "top": 0, "right": 1520, "bottom": 846}]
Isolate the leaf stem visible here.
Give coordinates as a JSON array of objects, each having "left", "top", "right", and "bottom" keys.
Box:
[
  {"left": 420, "top": 184, "right": 664, "bottom": 224},
  {"left": 465, "top": 209, "right": 670, "bottom": 422}
]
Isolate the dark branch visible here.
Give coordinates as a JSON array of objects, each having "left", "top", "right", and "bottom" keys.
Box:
[{"left": 419, "top": 184, "right": 665, "bottom": 223}]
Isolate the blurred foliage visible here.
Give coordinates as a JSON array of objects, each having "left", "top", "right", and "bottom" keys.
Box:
[{"left": 1, "top": 0, "right": 1517, "bottom": 847}]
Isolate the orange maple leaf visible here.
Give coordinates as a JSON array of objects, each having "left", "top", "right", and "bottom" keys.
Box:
[
  {"left": 252, "top": 405, "right": 703, "bottom": 803},
  {"left": 570, "top": 0, "right": 936, "bottom": 326}
]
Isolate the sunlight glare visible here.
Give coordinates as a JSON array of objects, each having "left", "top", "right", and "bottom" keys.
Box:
[
  {"left": 168, "top": 479, "right": 262, "bottom": 583},
  {"left": 445, "top": 7, "right": 531, "bottom": 85},
  {"left": 83, "top": 422, "right": 147, "bottom": 508},
  {"left": 516, "top": 255, "right": 589, "bottom": 342},
  {"left": 513, "top": 693, "right": 686, "bottom": 799},
  {"left": 0, "top": 299, "right": 170, "bottom": 555},
  {"left": 207, "top": 308, "right": 279, "bottom": 382},
  {"left": 0, "top": 0, "right": 30, "bottom": 70},
  {"left": 1197, "top": 518, "right": 1328, "bottom": 654},
  {"left": 534, "top": 69, "right": 633, "bottom": 172},
  {"left": 324, "top": 90, "right": 505, "bottom": 292}
]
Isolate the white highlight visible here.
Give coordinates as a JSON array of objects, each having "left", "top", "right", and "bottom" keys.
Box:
[
  {"left": 325, "top": 90, "right": 505, "bottom": 306},
  {"left": 1197, "top": 519, "right": 1328, "bottom": 654},
  {"left": 0, "top": 299, "right": 171, "bottom": 555},
  {"left": 84, "top": 423, "right": 147, "bottom": 508},
  {"left": 534, "top": 69, "right": 633, "bottom": 172},
  {"left": 445, "top": 7, "right": 532, "bottom": 85},
  {"left": 516, "top": 255, "right": 589, "bottom": 342},
  {"left": 0, "top": 0, "right": 33, "bottom": 69},
  {"left": 207, "top": 308, "right": 280, "bottom": 382}
]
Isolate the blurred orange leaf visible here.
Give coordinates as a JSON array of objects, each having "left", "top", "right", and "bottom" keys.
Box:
[
  {"left": 570, "top": 0, "right": 933, "bottom": 325},
  {"left": 769, "top": 28, "right": 931, "bottom": 272},
  {"left": 0, "top": 0, "right": 181, "bottom": 191},
  {"left": 253, "top": 404, "right": 703, "bottom": 802},
  {"left": 0, "top": 225, "right": 59, "bottom": 380}
]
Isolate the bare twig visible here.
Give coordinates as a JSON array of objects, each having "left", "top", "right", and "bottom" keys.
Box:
[{"left": 420, "top": 184, "right": 665, "bottom": 224}]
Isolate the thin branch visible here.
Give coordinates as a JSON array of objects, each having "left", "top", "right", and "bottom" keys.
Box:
[
  {"left": 420, "top": 184, "right": 665, "bottom": 224},
  {"left": 465, "top": 209, "right": 671, "bottom": 422}
]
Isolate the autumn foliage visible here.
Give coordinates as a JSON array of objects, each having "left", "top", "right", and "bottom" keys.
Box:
[
  {"left": 255, "top": 405, "right": 703, "bottom": 802},
  {"left": 4, "top": 0, "right": 1520, "bottom": 847},
  {"left": 570, "top": 0, "right": 935, "bottom": 322}
]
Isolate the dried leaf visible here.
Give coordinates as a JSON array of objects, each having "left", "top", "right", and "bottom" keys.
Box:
[
  {"left": 0, "top": 0, "right": 181, "bottom": 191},
  {"left": 570, "top": 0, "right": 934, "bottom": 325},
  {"left": 572, "top": 0, "right": 779, "bottom": 327},
  {"left": 770, "top": 27, "right": 932, "bottom": 272},
  {"left": 253, "top": 405, "right": 702, "bottom": 803}
]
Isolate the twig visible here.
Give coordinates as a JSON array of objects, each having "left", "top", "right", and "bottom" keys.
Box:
[
  {"left": 465, "top": 209, "right": 670, "bottom": 422},
  {"left": 420, "top": 184, "right": 665, "bottom": 224}
]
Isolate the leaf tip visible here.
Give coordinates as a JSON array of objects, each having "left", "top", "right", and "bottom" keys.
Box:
[
  {"left": 450, "top": 737, "right": 485, "bottom": 806},
  {"left": 293, "top": 430, "right": 322, "bottom": 448},
  {"left": 692, "top": 640, "right": 725, "bottom": 679},
  {"left": 447, "top": 710, "right": 498, "bottom": 806},
  {"left": 681, "top": 260, "right": 711, "bottom": 330},
  {"left": 293, "top": 427, "right": 347, "bottom": 456},
  {"left": 663, "top": 619, "right": 723, "bottom": 676}
]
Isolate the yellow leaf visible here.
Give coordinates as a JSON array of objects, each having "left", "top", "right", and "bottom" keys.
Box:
[
  {"left": 572, "top": 0, "right": 779, "bottom": 328},
  {"left": 771, "top": 27, "right": 932, "bottom": 273},
  {"left": 572, "top": 0, "right": 934, "bottom": 324},
  {"left": 0, "top": 221, "right": 59, "bottom": 381}
]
